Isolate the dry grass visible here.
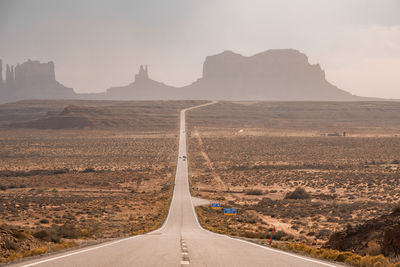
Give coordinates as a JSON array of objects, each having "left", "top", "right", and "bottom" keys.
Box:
[
  {"left": 187, "top": 101, "right": 400, "bottom": 264},
  {"left": 188, "top": 134, "right": 400, "bottom": 245},
  {"left": 0, "top": 130, "right": 177, "bottom": 262},
  {"left": 0, "top": 130, "right": 176, "bottom": 263},
  {"left": 277, "top": 243, "right": 398, "bottom": 267},
  {"left": 0, "top": 100, "right": 202, "bottom": 262}
]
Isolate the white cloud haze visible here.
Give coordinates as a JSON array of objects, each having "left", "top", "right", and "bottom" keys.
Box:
[{"left": 0, "top": 0, "right": 399, "bottom": 98}]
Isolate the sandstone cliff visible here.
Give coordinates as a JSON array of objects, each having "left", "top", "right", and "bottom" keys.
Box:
[
  {"left": 182, "top": 49, "right": 359, "bottom": 100},
  {"left": 0, "top": 59, "right": 76, "bottom": 103},
  {"left": 106, "top": 49, "right": 364, "bottom": 101},
  {"left": 1, "top": 49, "right": 375, "bottom": 103}
]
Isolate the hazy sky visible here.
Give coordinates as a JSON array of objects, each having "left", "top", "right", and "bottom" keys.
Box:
[{"left": 0, "top": 0, "right": 399, "bottom": 98}]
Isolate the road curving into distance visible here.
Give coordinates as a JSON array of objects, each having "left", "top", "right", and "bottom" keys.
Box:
[{"left": 12, "top": 101, "right": 342, "bottom": 267}]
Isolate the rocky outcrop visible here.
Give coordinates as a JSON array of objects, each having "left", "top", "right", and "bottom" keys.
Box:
[
  {"left": 0, "top": 59, "right": 76, "bottom": 104},
  {"left": 324, "top": 207, "right": 400, "bottom": 258}
]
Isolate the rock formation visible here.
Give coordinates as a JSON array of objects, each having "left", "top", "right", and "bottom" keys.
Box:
[
  {"left": 106, "top": 64, "right": 182, "bottom": 100},
  {"left": 182, "top": 49, "right": 359, "bottom": 100},
  {"left": 14, "top": 60, "right": 56, "bottom": 84},
  {"left": 106, "top": 49, "right": 366, "bottom": 101},
  {"left": 0, "top": 59, "right": 2, "bottom": 83},
  {"left": 324, "top": 207, "right": 400, "bottom": 258},
  {"left": 5, "top": 64, "right": 13, "bottom": 83},
  {"left": 135, "top": 64, "right": 149, "bottom": 82},
  {"left": 0, "top": 49, "right": 380, "bottom": 104},
  {"left": 0, "top": 59, "right": 76, "bottom": 103}
]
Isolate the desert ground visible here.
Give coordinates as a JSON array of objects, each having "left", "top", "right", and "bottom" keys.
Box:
[
  {"left": 0, "top": 100, "right": 205, "bottom": 263},
  {"left": 2, "top": 100, "right": 400, "bottom": 265},
  {"left": 186, "top": 101, "right": 400, "bottom": 260}
]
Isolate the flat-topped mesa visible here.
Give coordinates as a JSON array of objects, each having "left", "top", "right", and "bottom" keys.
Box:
[
  {"left": 134, "top": 64, "right": 149, "bottom": 82},
  {"left": 188, "top": 48, "right": 356, "bottom": 100},
  {"left": 14, "top": 59, "right": 56, "bottom": 84},
  {"left": 202, "top": 49, "right": 325, "bottom": 81}
]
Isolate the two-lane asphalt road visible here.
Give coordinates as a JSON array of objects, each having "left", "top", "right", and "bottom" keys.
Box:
[{"left": 12, "top": 102, "right": 341, "bottom": 267}]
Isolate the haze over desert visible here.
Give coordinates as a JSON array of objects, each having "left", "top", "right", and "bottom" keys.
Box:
[{"left": 1, "top": 1, "right": 400, "bottom": 266}]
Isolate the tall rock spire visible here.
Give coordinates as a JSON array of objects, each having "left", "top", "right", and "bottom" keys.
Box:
[
  {"left": 135, "top": 64, "right": 149, "bottom": 82},
  {"left": 6, "top": 64, "right": 12, "bottom": 83},
  {"left": 11, "top": 65, "right": 14, "bottom": 81}
]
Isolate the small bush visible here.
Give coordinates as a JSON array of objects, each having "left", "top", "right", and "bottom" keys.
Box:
[
  {"left": 317, "top": 229, "right": 332, "bottom": 239},
  {"left": 39, "top": 219, "right": 50, "bottom": 224},
  {"left": 321, "top": 249, "right": 340, "bottom": 260},
  {"left": 33, "top": 230, "right": 51, "bottom": 241},
  {"left": 336, "top": 251, "right": 354, "bottom": 262},
  {"left": 12, "top": 230, "right": 27, "bottom": 240},
  {"left": 360, "top": 255, "right": 373, "bottom": 267},
  {"left": 6, "top": 252, "right": 23, "bottom": 261},
  {"left": 367, "top": 240, "right": 382, "bottom": 256},
  {"left": 80, "top": 167, "right": 95, "bottom": 173},
  {"left": 24, "top": 247, "right": 48, "bottom": 257},
  {"left": 370, "top": 255, "right": 390, "bottom": 266},
  {"left": 243, "top": 231, "right": 266, "bottom": 239},
  {"left": 4, "top": 238, "right": 18, "bottom": 251},
  {"left": 344, "top": 254, "right": 362, "bottom": 266},
  {"left": 245, "top": 189, "right": 263, "bottom": 195},
  {"left": 51, "top": 241, "right": 77, "bottom": 252},
  {"left": 53, "top": 168, "right": 69, "bottom": 174},
  {"left": 57, "top": 223, "right": 81, "bottom": 239},
  {"left": 274, "top": 230, "right": 289, "bottom": 241},
  {"left": 284, "top": 187, "right": 311, "bottom": 200},
  {"left": 33, "top": 228, "right": 60, "bottom": 243}
]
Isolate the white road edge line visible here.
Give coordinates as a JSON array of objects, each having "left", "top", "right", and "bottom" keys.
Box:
[
  {"left": 156, "top": 101, "right": 217, "bottom": 233},
  {"left": 20, "top": 235, "right": 140, "bottom": 267},
  {"left": 183, "top": 106, "right": 339, "bottom": 267},
  {"left": 19, "top": 102, "right": 217, "bottom": 267},
  {"left": 187, "top": 182, "right": 338, "bottom": 267},
  {"left": 21, "top": 191, "right": 178, "bottom": 267}
]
